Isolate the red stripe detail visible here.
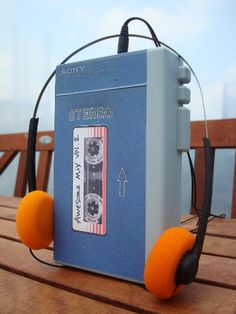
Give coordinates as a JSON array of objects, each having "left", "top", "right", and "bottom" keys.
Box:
[
  {"left": 103, "top": 127, "right": 107, "bottom": 235},
  {"left": 98, "top": 126, "right": 101, "bottom": 235},
  {"left": 92, "top": 127, "right": 95, "bottom": 234},
  {"left": 94, "top": 127, "right": 98, "bottom": 235}
]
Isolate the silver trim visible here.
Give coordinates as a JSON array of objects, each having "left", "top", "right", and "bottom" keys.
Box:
[
  {"left": 56, "top": 83, "right": 147, "bottom": 97},
  {"left": 145, "top": 48, "right": 182, "bottom": 261}
]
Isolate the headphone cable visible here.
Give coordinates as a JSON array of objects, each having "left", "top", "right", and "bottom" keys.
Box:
[
  {"left": 28, "top": 31, "right": 210, "bottom": 267},
  {"left": 29, "top": 248, "right": 62, "bottom": 267}
]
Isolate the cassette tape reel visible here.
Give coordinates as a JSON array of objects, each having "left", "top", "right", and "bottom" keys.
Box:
[
  {"left": 85, "top": 137, "right": 103, "bottom": 165},
  {"left": 84, "top": 136, "right": 103, "bottom": 224},
  {"left": 84, "top": 193, "right": 103, "bottom": 224}
]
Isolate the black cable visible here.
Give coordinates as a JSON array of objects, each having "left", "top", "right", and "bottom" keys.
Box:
[
  {"left": 210, "top": 213, "right": 226, "bottom": 218},
  {"left": 29, "top": 249, "right": 63, "bottom": 267},
  {"left": 27, "top": 117, "right": 39, "bottom": 192},
  {"left": 125, "top": 17, "right": 161, "bottom": 45},
  {"left": 33, "top": 34, "right": 120, "bottom": 118},
  {"left": 189, "top": 213, "right": 226, "bottom": 233},
  {"left": 29, "top": 33, "right": 161, "bottom": 267},
  {"left": 27, "top": 30, "right": 218, "bottom": 267},
  {"left": 187, "top": 151, "right": 198, "bottom": 215},
  {"left": 181, "top": 215, "right": 198, "bottom": 224},
  {"left": 187, "top": 149, "right": 226, "bottom": 220},
  {"left": 191, "top": 138, "right": 222, "bottom": 258},
  {"left": 29, "top": 33, "right": 175, "bottom": 192},
  {"left": 32, "top": 33, "right": 160, "bottom": 119},
  {"left": 29, "top": 34, "right": 158, "bottom": 191},
  {"left": 126, "top": 17, "right": 161, "bottom": 47},
  {"left": 31, "top": 35, "right": 203, "bottom": 120},
  {"left": 117, "top": 17, "right": 161, "bottom": 53},
  {"left": 29, "top": 34, "right": 183, "bottom": 194}
]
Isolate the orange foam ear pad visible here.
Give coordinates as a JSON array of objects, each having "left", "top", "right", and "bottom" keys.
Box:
[
  {"left": 16, "top": 191, "right": 53, "bottom": 250},
  {"left": 144, "top": 226, "right": 195, "bottom": 299}
]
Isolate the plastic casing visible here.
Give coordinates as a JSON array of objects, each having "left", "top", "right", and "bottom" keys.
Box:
[{"left": 54, "top": 47, "right": 190, "bottom": 283}]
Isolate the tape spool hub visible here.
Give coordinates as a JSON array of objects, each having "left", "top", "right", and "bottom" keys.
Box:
[
  {"left": 85, "top": 138, "right": 103, "bottom": 165},
  {"left": 84, "top": 193, "right": 102, "bottom": 223}
]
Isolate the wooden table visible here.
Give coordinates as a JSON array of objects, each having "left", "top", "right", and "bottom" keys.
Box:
[{"left": 0, "top": 196, "right": 236, "bottom": 314}]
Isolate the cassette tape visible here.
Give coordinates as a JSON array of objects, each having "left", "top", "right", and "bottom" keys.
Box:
[{"left": 72, "top": 126, "right": 107, "bottom": 235}]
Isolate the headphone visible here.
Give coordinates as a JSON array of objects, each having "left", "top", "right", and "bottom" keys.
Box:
[{"left": 16, "top": 17, "right": 214, "bottom": 299}]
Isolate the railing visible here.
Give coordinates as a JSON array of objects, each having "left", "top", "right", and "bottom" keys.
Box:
[
  {"left": 1, "top": 119, "right": 235, "bottom": 216},
  {"left": 191, "top": 119, "right": 236, "bottom": 218},
  {"left": 0, "top": 131, "right": 54, "bottom": 196}
]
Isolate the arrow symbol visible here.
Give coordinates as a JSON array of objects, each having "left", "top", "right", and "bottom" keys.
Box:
[{"left": 117, "top": 168, "right": 128, "bottom": 197}]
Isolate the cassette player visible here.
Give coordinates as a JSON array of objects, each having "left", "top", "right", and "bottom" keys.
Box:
[{"left": 54, "top": 47, "right": 191, "bottom": 283}]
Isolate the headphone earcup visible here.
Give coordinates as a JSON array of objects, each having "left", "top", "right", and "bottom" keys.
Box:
[
  {"left": 144, "top": 226, "right": 195, "bottom": 299},
  {"left": 16, "top": 191, "right": 53, "bottom": 250}
]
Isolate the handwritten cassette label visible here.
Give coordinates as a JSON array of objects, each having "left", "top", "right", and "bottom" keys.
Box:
[{"left": 72, "top": 126, "right": 107, "bottom": 235}]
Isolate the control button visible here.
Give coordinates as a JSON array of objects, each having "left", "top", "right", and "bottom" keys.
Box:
[
  {"left": 178, "top": 66, "right": 191, "bottom": 84},
  {"left": 177, "top": 107, "right": 190, "bottom": 152},
  {"left": 178, "top": 86, "right": 190, "bottom": 104}
]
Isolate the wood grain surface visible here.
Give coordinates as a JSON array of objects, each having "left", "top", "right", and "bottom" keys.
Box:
[{"left": 0, "top": 196, "right": 236, "bottom": 313}]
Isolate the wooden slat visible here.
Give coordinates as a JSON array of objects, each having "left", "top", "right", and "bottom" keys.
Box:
[
  {"left": 182, "top": 216, "right": 236, "bottom": 238},
  {"left": 0, "top": 210, "right": 236, "bottom": 276},
  {"left": 37, "top": 151, "right": 52, "bottom": 191},
  {"left": 0, "top": 151, "right": 18, "bottom": 175},
  {"left": 0, "top": 220, "right": 18, "bottom": 239},
  {"left": 1, "top": 219, "right": 236, "bottom": 259},
  {"left": 0, "top": 238, "right": 236, "bottom": 314},
  {"left": 1, "top": 119, "right": 234, "bottom": 152},
  {"left": 198, "top": 254, "right": 236, "bottom": 290},
  {"left": 0, "top": 131, "right": 54, "bottom": 151},
  {"left": 0, "top": 206, "right": 16, "bottom": 221},
  {"left": 0, "top": 200, "right": 234, "bottom": 240},
  {"left": 191, "top": 119, "right": 236, "bottom": 148},
  {"left": 0, "top": 132, "right": 28, "bottom": 151},
  {"left": 14, "top": 152, "right": 28, "bottom": 197},
  {"left": 0, "top": 269, "right": 132, "bottom": 314},
  {"left": 1, "top": 207, "right": 236, "bottom": 311},
  {"left": 0, "top": 196, "right": 21, "bottom": 208},
  {"left": 181, "top": 214, "right": 196, "bottom": 223},
  {"left": 232, "top": 150, "right": 236, "bottom": 218},
  {"left": 190, "top": 120, "right": 236, "bottom": 217},
  {"left": 202, "top": 235, "right": 236, "bottom": 258},
  {"left": 0, "top": 196, "right": 20, "bottom": 221},
  {"left": 1, "top": 119, "right": 235, "bottom": 213}
]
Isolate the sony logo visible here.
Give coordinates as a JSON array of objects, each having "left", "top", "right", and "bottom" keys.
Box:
[{"left": 60, "top": 65, "right": 86, "bottom": 76}]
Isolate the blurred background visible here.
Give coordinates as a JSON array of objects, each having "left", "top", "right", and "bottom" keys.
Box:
[{"left": 0, "top": 0, "right": 235, "bottom": 215}]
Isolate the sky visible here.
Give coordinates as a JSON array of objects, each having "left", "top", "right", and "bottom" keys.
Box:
[{"left": 0, "top": 0, "right": 235, "bottom": 133}]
